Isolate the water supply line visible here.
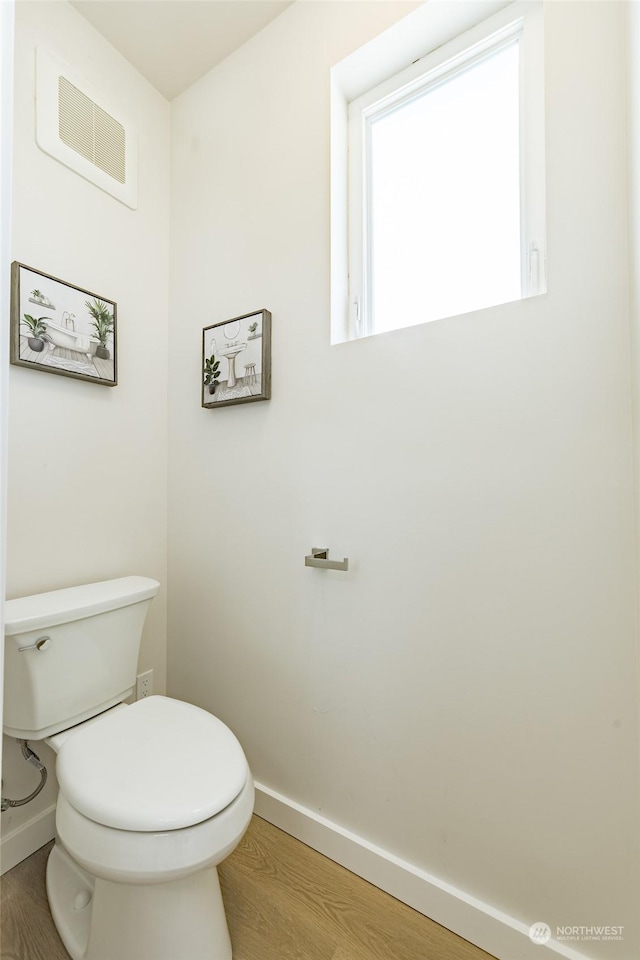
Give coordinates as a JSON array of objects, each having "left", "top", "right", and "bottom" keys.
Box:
[{"left": 1, "top": 740, "right": 48, "bottom": 812}]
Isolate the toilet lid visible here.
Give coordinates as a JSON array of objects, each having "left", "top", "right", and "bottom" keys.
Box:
[{"left": 55, "top": 696, "right": 249, "bottom": 831}]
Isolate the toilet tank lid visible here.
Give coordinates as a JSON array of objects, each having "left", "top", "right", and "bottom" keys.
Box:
[{"left": 4, "top": 577, "right": 160, "bottom": 635}]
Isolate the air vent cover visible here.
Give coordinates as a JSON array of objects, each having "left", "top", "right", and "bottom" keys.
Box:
[
  {"left": 37, "top": 48, "right": 137, "bottom": 209},
  {"left": 58, "top": 76, "right": 126, "bottom": 184}
]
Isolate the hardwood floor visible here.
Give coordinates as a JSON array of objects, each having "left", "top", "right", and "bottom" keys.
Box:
[
  {"left": 0, "top": 839, "right": 62, "bottom": 960},
  {"left": 1, "top": 815, "right": 496, "bottom": 960}
]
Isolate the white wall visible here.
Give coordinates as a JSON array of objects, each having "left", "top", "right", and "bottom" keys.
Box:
[
  {"left": 0, "top": 0, "right": 15, "bottom": 840},
  {"left": 626, "top": 0, "right": 640, "bottom": 924},
  {"left": 168, "top": 2, "right": 639, "bottom": 957},
  {"left": 1, "top": 0, "right": 169, "bottom": 860}
]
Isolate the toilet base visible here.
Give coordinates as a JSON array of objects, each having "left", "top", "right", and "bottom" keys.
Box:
[{"left": 47, "top": 841, "right": 232, "bottom": 960}]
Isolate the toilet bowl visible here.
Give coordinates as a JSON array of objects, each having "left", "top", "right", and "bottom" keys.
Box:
[
  {"left": 3, "top": 578, "right": 255, "bottom": 960},
  {"left": 44, "top": 695, "right": 254, "bottom": 960}
]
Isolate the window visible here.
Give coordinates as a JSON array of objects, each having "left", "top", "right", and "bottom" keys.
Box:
[{"left": 337, "top": 2, "right": 545, "bottom": 341}]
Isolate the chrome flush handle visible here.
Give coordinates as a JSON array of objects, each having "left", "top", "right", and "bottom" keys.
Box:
[{"left": 18, "top": 636, "right": 52, "bottom": 653}]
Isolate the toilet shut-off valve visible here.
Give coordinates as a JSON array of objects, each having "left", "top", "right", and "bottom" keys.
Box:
[{"left": 1, "top": 741, "right": 48, "bottom": 811}]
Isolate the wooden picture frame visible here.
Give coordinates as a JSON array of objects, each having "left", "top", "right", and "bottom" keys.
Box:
[
  {"left": 202, "top": 309, "right": 271, "bottom": 408},
  {"left": 10, "top": 261, "right": 117, "bottom": 386}
]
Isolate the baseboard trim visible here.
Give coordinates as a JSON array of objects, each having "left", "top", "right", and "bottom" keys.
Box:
[
  {"left": 254, "top": 782, "right": 592, "bottom": 960},
  {"left": 0, "top": 803, "right": 56, "bottom": 875},
  {"left": 0, "top": 784, "right": 597, "bottom": 960}
]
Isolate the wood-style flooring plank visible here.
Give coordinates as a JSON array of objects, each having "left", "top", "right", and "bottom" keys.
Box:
[
  {"left": 219, "top": 815, "right": 496, "bottom": 960},
  {"left": 1, "top": 842, "right": 68, "bottom": 960},
  {"left": 2, "top": 817, "right": 497, "bottom": 960}
]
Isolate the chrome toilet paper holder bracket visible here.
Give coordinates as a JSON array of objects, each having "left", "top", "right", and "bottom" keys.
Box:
[{"left": 304, "top": 547, "right": 349, "bottom": 571}]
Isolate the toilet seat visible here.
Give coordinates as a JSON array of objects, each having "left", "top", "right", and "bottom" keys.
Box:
[
  {"left": 55, "top": 695, "right": 248, "bottom": 831},
  {"left": 55, "top": 775, "right": 255, "bottom": 885}
]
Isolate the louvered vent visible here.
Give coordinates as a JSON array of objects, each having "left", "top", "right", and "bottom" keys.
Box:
[
  {"left": 58, "top": 76, "right": 126, "bottom": 184},
  {"left": 37, "top": 47, "right": 137, "bottom": 209}
]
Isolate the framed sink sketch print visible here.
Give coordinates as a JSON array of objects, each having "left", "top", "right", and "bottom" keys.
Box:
[
  {"left": 202, "top": 309, "right": 271, "bottom": 409},
  {"left": 10, "top": 261, "right": 117, "bottom": 386}
]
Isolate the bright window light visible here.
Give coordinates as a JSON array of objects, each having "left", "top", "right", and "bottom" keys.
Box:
[
  {"left": 369, "top": 42, "right": 521, "bottom": 333},
  {"left": 339, "top": 2, "right": 546, "bottom": 343}
]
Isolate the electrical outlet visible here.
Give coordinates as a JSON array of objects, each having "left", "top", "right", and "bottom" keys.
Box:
[{"left": 136, "top": 669, "right": 153, "bottom": 700}]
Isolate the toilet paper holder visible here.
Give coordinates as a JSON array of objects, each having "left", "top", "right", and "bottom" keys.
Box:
[{"left": 304, "top": 547, "right": 349, "bottom": 571}]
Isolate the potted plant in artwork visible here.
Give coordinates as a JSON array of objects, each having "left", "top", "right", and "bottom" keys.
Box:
[
  {"left": 29, "top": 289, "right": 55, "bottom": 308},
  {"left": 85, "top": 298, "right": 114, "bottom": 359},
  {"left": 22, "top": 314, "right": 50, "bottom": 352},
  {"left": 247, "top": 321, "right": 260, "bottom": 340},
  {"left": 204, "top": 353, "right": 221, "bottom": 395}
]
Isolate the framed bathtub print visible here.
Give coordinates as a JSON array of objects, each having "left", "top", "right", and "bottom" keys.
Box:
[
  {"left": 202, "top": 309, "right": 271, "bottom": 409},
  {"left": 10, "top": 262, "right": 117, "bottom": 386}
]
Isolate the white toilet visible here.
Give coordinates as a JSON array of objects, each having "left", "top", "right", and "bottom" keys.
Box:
[{"left": 3, "top": 576, "right": 254, "bottom": 960}]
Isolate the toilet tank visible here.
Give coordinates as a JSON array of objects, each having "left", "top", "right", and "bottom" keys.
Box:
[{"left": 3, "top": 577, "right": 160, "bottom": 740}]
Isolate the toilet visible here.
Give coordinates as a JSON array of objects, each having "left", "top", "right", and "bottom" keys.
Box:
[{"left": 3, "top": 576, "right": 254, "bottom": 960}]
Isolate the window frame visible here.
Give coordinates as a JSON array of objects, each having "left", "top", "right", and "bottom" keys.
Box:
[{"left": 346, "top": 1, "right": 545, "bottom": 340}]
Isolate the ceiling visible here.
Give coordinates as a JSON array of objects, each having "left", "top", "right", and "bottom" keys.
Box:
[{"left": 70, "top": 0, "right": 293, "bottom": 101}]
